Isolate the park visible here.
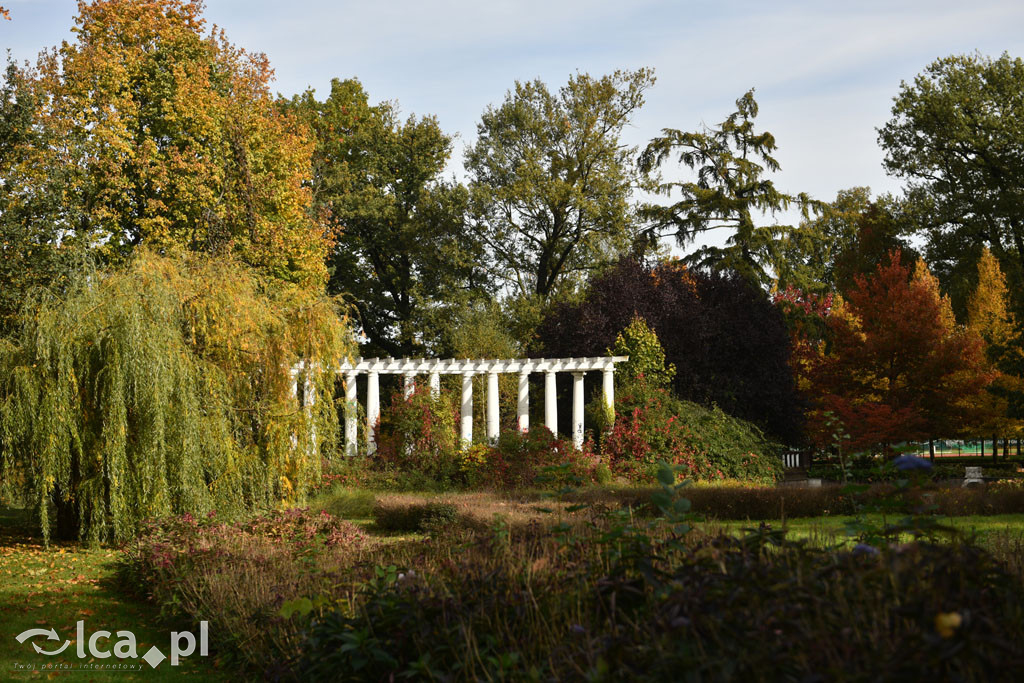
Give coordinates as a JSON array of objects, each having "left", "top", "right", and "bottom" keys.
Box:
[{"left": 2, "top": 1, "right": 1024, "bottom": 680}]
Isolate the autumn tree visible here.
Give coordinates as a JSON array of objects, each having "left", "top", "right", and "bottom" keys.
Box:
[
  {"left": 806, "top": 251, "right": 991, "bottom": 452},
  {"left": 639, "top": 89, "right": 817, "bottom": 287},
  {"left": 879, "top": 53, "right": 1024, "bottom": 317},
  {"left": 4, "top": 0, "right": 326, "bottom": 288},
  {"left": 282, "top": 78, "right": 487, "bottom": 356},
  {"left": 965, "top": 248, "right": 1024, "bottom": 440},
  {"left": 0, "top": 251, "right": 352, "bottom": 542},
  {"left": 466, "top": 69, "right": 655, "bottom": 299}
]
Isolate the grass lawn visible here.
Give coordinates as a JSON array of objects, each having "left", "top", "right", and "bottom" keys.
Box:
[
  {"left": 703, "top": 512, "right": 1024, "bottom": 547},
  {"left": 0, "top": 507, "right": 227, "bottom": 682}
]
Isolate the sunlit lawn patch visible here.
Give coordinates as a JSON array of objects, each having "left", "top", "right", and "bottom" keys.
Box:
[{"left": 0, "top": 507, "right": 226, "bottom": 681}]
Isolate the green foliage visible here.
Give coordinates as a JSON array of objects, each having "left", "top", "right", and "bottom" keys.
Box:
[
  {"left": 0, "top": 59, "right": 85, "bottom": 338},
  {"left": 640, "top": 89, "right": 818, "bottom": 286},
  {"left": 879, "top": 52, "right": 1024, "bottom": 319},
  {"left": 282, "top": 78, "right": 487, "bottom": 356},
  {"left": 373, "top": 387, "right": 461, "bottom": 485},
  {"left": 603, "top": 377, "right": 782, "bottom": 484},
  {"left": 777, "top": 188, "right": 917, "bottom": 295},
  {"left": 609, "top": 314, "right": 675, "bottom": 386},
  {"left": 466, "top": 68, "right": 655, "bottom": 298},
  {"left": 0, "top": 251, "right": 352, "bottom": 543}
]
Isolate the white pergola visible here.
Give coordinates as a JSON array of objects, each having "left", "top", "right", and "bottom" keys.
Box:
[{"left": 331, "top": 356, "right": 628, "bottom": 456}]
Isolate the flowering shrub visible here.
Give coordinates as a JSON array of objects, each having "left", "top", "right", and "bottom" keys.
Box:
[
  {"left": 602, "top": 377, "right": 782, "bottom": 484},
  {"left": 373, "top": 387, "right": 461, "bottom": 483},
  {"left": 478, "top": 426, "right": 598, "bottom": 490}
]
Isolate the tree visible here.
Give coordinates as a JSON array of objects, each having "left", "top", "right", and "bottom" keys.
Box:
[
  {"left": 879, "top": 53, "right": 1024, "bottom": 316},
  {"left": 466, "top": 68, "right": 655, "bottom": 299},
  {"left": 776, "top": 188, "right": 917, "bottom": 295},
  {"left": 609, "top": 315, "right": 676, "bottom": 387},
  {"left": 538, "top": 258, "right": 803, "bottom": 443},
  {"left": 282, "top": 78, "right": 487, "bottom": 356},
  {"left": 0, "top": 59, "right": 84, "bottom": 337},
  {"left": 639, "top": 89, "right": 816, "bottom": 287},
  {"left": 806, "top": 252, "right": 991, "bottom": 452},
  {"left": 4, "top": 0, "right": 326, "bottom": 288},
  {"left": 0, "top": 251, "right": 352, "bottom": 543},
  {"left": 965, "top": 248, "right": 1024, "bottom": 438}
]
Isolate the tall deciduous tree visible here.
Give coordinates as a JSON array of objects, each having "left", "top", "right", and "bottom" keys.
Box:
[
  {"left": 777, "top": 188, "right": 917, "bottom": 295},
  {"left": 282, "top": 78, "right": 486, "bottom": 357},
  {"left": 0, "top": 59, "right": 84, "bottom": 337},
  {"left": 879, "top": 52, "right": 1024, "bottom": 317},
  {"left": 639, "top": 90, "right": 816, "bottom": 287},
  {"left": 5, "top": 0, "right": 326, "bottom": 288},
  {"left": 466, "top": 68, "right": 655, "bottom": 299},
  {"left": 806, "top": 251, "right": 991, "bottom": 452}
]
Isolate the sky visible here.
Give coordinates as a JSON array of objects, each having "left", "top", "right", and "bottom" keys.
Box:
[{"left": 3, "top": 0, "right": 1024, "bottom": 250}]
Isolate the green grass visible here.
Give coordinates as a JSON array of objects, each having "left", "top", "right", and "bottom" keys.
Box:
[
  {"left": 0, "top": 507, "right": 227, "bottom": 681},
  {"left": 703, "top": 512, "right": 1024, "bottom": 547}
]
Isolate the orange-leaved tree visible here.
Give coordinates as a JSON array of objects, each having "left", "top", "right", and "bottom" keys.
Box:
[
  {"left": 4, "top": 0, "right": 326, "bottom": 287},
  {"left": 805, "top": 251, "right": 992, "bottom": 453}
]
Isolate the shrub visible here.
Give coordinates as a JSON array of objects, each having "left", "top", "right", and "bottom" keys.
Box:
[
  {"left": 602, "top": 377, "right": 782, "bottom": 484},
  {"left": 118, "top": 507, "right": 367, "bottom": 675},
  {"left": 373, "top": 387, "right": 461, "bottom": 484},
  {"left": 294, "top": 525, "right": 1024, "bottom": 681},
  {"left": 373, "top": 501, "right": 459, "bottom": 534},
  {"left": 478, "top": 426, "right": 598, "bottom": 490}
]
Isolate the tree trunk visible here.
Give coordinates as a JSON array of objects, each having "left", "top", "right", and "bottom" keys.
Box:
[
  {"left": 992, "top": 434, "right": 998, "bottom": 464},
  {"left": 1003, "top": 437, "right": 1009, "bottom": 459},
  {"left": 929, "top": 438, "right": 935, "bottom": 462}
]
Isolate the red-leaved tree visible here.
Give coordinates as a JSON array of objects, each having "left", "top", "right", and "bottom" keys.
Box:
[{"left": 805, "top": 251, "right": 992, "bottom": 453}]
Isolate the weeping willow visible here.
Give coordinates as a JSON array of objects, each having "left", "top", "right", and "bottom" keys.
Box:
[{"left": 0, "top": 251, "right": 352, "bottom": 543}]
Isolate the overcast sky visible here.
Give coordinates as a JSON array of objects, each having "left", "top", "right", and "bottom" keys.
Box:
[{"left": 4, "top": 0, "right": 1024, "bottom": 247}]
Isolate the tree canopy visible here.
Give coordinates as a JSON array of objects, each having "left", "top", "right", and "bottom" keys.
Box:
[
  {"left": 3, "top": 0, "right": 326, "bottom": 287},
  {"left": 639, "top": 89, "right": 816, "bottom": 287},
  {"left": 0, "top": 251, "right": 351, "bottom": 543},
  {"left": 803, "top": 252, "right": 991, "bottom": 451},
  {"left": 538, "top": 258, "right": 803, "bottom": 443},
  {"left": 282, "top": 78, "right": 487, "bottom": 357},
  {"left": 466, "top": 68, "right": 655, "bottom": 299},
  {"left": 879, "top": 52, "right": 1024, "bottom": 317}
]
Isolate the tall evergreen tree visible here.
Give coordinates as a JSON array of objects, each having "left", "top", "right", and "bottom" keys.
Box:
[{"left": 639, "top": 90, "right": 816, "bottom": 287}]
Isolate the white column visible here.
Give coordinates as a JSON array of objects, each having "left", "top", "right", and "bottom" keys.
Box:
[
  {"left": 460, "top": 372, "right": 474, "bottom": 447},
  {"left": 544, "top": 370, "right": 557, "bottom": 435},
  {"left": 366, "top": 370, "right": 380, "bottom": 455},
  {"left": 403, "top": 372, "right": 415, "bottom": 398},
  {"left": 304, "top": 371, "right": 317, "bottom": 457},
  {"left": 603, "top": 367, "right": 615, "bottom": 424},
  {"left": 289, "top": 371, "right": 299, "bottom": 451},
  {"left": 572, "top": 371, "right": 585, "bottom": 449},
  {"left": 517, "top": 372, "right": 530, "bottom": 432},
  {"left": 344, "top": 371, "right": 358, "bottom": 457},
  {"left": 429, "top": 371, "right": 440, "bottom": 399},
  {"left": 487, "top": 371, "right": 500, "bottom": 444}
]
